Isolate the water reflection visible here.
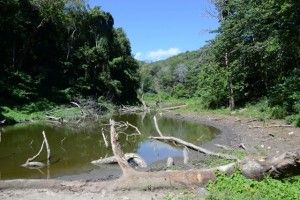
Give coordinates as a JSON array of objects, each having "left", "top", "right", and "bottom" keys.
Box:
[{"left": 0, "top": 113, "right": 219, "bottom": 179}]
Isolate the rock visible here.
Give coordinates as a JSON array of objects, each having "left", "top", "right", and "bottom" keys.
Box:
[{"left": 288, "top": 131, "right": 294, "bottom": 135}]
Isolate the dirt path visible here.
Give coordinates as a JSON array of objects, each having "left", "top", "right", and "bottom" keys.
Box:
[{"left": 1, "top": 112, "right": 299, "bottom": 200}]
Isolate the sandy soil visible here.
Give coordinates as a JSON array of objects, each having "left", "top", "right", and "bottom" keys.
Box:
[{"left": 1, "top": 112, "right": 299, "bottom": 200}]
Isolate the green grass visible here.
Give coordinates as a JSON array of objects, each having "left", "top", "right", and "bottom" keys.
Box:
[
  {"left": 1, "top": 104, "right": 82, "bottom": 124},
  {"left": 193, "top": 149, "right": 247, "bottom": 168},
  {"left": 164, "top": 190, "right": 202, "bottom": 200},
  {"left": 0, "top": 98, "right": 116, "bottom": 124},
  {"left": 207, "top": 172, "right": 300, "bottom": 200},
  {"left": 144, "top": 93, "right": 300, "bottom": 126}
]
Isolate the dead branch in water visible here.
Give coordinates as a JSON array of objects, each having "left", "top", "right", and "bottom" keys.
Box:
[
  {"left": 22, "top": 131, "right": 50, "bottom": 169},
  {"left": 42, "top": 131, "right": 50, "bottom": 166},
  {"left": 152, "top": 116, "right": 238, "bottom": 161},
  {"left": 1, "top": 120, "right": 300, "bottom": 192},
  {"left": 125, "top": 122, "right": 142, "bottom": 135},
  {"left": 24, "top": 141, "right": 45, "bottom": 165},
  {"left": 101, "top": 128, "right": 109, "bottom": 148},
  {"left": 153, "top": 116, "right": 163, "bottom": 137},
  {"left": 109, "top": 119, "right": 135, "bottom": 175},
  {"left": 160, "top": 104, "right": 187, "bottom": 111}
]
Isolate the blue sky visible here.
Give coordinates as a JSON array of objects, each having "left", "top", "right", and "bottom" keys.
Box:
[{"left": 88, "top": 0, "right": 219, "bottom": 61}]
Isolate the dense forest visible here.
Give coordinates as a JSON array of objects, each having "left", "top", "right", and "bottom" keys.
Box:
[
  {"left": 0, "top": 0, "right": 299, "bottom": 126},
  {"left": 0, "top": 0, "right": 139, "bottom": 110},
  {"left": 141, "top": 0, "right": 300, "bottom": 125}
]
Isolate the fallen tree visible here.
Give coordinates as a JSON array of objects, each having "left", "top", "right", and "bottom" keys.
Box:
[
  {"left": 152, "top": 116, "right": 238, "bottom": 161},
  {"left": 1, "top": 120, "right": 300, "bottom": 192},
  {"left": 91, "top": 153, "right": 147, "bottom": 168}
]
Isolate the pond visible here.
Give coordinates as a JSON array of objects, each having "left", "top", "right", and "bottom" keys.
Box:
[{"left": 0, "top": 113, "right": 219, "bottom": 180}]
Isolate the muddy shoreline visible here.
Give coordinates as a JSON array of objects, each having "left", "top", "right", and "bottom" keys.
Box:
[
  {"left": 1, "top": 111, "right": 299, "bottom": 199},
  {"left": 57, "top": 111, "right": 300, "bottom": 181},
  {"left": 165, "top": 111, "right": 300, "bottom": 156}
]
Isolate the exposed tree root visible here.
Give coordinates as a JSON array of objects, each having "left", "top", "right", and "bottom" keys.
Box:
[{"left": 101, "top": 128, "right": 109, "bottom": 148}]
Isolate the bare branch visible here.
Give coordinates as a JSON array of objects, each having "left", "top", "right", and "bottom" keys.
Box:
[
  {"left": 101, "top": 128, "right": 109, "bottom": 148},
  {"left": 153, "top": 116, "right": 164, "bottom": 137},
  {"left": 109, "top": 119, "right": 135, "bottom": 175},
  {"left": 151, "top": 136, "right": 238, "bottom": 161}
]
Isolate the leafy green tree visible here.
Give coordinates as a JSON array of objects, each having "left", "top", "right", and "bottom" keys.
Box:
[{"left": 0, "top": 0, "right": 139, "bottom": 108}]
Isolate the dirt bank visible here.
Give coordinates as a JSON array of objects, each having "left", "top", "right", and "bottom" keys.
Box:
[{"left": 165, "top": 112, "right": 300, "bottom": 156}]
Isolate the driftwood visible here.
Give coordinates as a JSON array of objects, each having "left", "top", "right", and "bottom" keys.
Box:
[
  {"left": 91, "top": 153, "right": 147, "bottom": 168},
  {"left": 101, "top": 128, "right": 109, "bottom": 148},
  {"left": 152, "top": 116, "right": 238, "bottom": 161},
  {"left": 160, "top": 104, "right": 187, "bottom": 111},
  {"left": 125, "top": 122, "right": 142, "bottom": 135},
  {"left": 153, "top": 116, "right": 164, "bottom": 137},
  {"left": 151, "top": 136, "right": 238, "bottom": 161},
  {"left": 21, "top": 131, "right": 50, "bottom": 169},
  {"left": 1, "top": 120, "right": 300, "bottom": 192}
]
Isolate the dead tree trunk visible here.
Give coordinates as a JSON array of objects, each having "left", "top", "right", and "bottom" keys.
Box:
[{"left": 1, "top": 121, "right": 300, "bottom": 192}]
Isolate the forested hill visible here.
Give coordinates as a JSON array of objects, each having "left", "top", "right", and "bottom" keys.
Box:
[
  {"left": 0, "top": 0, "right": 139, "bottom": 107},
  {"left": 140, "top": 45, "right": 219, "bottom": 102},
  {"left": 141, "top": 0, "right": 300, "bottom": 125}
]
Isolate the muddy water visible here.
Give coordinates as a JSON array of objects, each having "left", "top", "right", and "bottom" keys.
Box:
[{"left": 0, "top": 113, "right": 219, "bottom": 180}]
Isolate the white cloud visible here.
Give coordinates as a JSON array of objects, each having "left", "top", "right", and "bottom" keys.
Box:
[
  {"left": 147, "top": 48, "right": 181, "bottom": 61},
  {"left": 134, "top": 48, "right": 182, "bottom": 61},
  {"left": 134, "top": 52, "right": 143, "bottom": 60}
]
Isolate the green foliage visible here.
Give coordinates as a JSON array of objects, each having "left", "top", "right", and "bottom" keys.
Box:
[
  {"left": 286, "top": 114, "right": 300, "bottom": 127},
  {"left": 140, "top": 0, "right": 299, "bottom": 122},
  {"left": 0, "top": 0, "right": 139, "bottom": 113},
  {"left": 164, "top": 190, "right": 200, "bottom": 200},
  {"left": 1, "top": 104, "right": 82, "bottom": 123},
  {"left": 207, "top": 172, "right": 300, "bottom": 200}
]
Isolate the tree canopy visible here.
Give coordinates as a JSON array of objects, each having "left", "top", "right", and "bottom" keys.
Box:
[
  {"left": 140, "top": 0, "right": 299, "bottom": 122},
  {"left": 0, "top": 0, "right": 139, "bottom": 106}
]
